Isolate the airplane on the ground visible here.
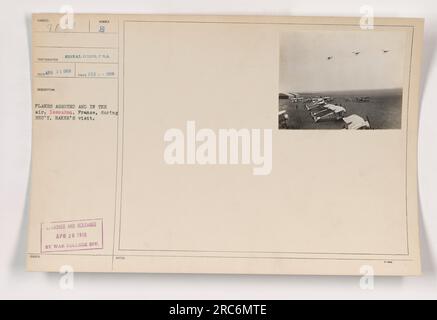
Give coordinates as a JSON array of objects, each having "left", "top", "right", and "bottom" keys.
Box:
[
  {"left": 311, "top": 104, "right": 346, "bottom": 123},
  {"left": 352, "top": 51, "right": 360, "bottom": 55},
  {"left": 278, "top": 110, "right": 289, "bottom": 129},
  {"left": 343, "top": 114, "right": 371, "bottom": 129},
  {"left": 305, "top": 98, "right": 326, "bottom": 111},
  {"left": 356, "top": 96, "right": 370, "bottom": 102}
]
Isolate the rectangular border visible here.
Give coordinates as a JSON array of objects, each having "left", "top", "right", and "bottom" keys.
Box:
[{"left": 116, "top": 19, "right": 414, "bottom": 257}]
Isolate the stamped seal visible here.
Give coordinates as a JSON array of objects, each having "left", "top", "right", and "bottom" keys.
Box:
[{"left": 41, "top": 218, "right": 103, "bottom": 253}]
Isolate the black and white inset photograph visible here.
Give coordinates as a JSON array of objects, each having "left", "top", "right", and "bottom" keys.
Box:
[{"left": 278, "top": 30, "right": 407, "bottom": 130}]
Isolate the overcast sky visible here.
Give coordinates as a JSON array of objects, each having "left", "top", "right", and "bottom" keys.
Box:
[{"left": 279, "top": 30, "right": 407, "bottom": 93}]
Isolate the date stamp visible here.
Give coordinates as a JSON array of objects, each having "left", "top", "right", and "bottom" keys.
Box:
[{"left": 41, "top": 218, "right": 103, "bottom": 253}]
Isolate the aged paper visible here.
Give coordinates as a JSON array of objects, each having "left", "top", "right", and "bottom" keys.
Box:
[{"left": 27, "top": 14, "right": 423, "bottom": 275}]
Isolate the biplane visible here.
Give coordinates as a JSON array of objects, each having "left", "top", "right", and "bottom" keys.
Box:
[
  {"left": 278, "top": 110, "right": 289, "bottom": 129},
  {"left": 311, "top": 104, "right": 346, "bottom": 123},
  {"left": 305, "top": 98, "right": 326, "bottom": 111},
  {"left": 279, "top": 92, "right": 303, "bottom": 103},
  {"left": 343, "top": 114, "right": 371, "bottom": 130},
  {"left": 356, "top": 96, "right": 370, "bottom": 102}
]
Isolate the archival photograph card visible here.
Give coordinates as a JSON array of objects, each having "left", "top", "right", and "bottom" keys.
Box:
[{"left": 27, "top": 14, "right": 423, "bottom": 275}]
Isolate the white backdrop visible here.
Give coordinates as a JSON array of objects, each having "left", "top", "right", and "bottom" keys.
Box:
[{"left": 0, "top": 0, "right": 436, "bottom": 299}]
